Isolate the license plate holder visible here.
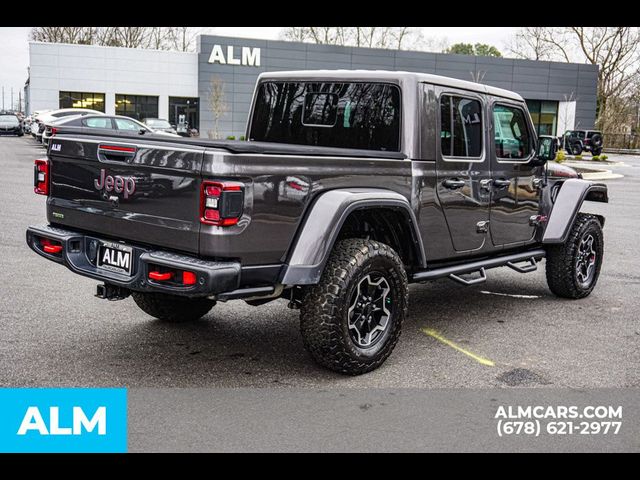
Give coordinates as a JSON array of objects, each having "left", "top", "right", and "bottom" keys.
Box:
[{"left": 97, "top": 241, "right": 133, "bottom": 276}]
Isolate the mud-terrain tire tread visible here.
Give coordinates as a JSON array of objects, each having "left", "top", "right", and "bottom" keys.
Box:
[
  {"left": 545, "top": 213, "right": 603, "bottom": 299},
  {"left": 300, "top": 238, "right": 408, "bottom": 375}
]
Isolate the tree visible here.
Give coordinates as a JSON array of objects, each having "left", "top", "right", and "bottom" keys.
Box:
[
  {"left": 446, "top": 43, "right": 502, "bottom": 57},
  {"left": 506, "top": 27, "right": 640, "bottom": 132},
  {"left": 147, "top": 27, "right": 172, "bottom": 50},
  {"left": 103, "top": 27, "right": 151, "bottom": 48},
  {"left": 446, "top": 43, "right": 474, "bottom": 55},
  {"left": 167, "top": 27, "right": 202, "bottom": 52},
  {"left": 280, "top": 27, "right": 424, "bottom": 50},
  {"left": 29, "top": 27, "right": 96, "bottom": 45},
  {"left": 207, "top": 76, "right": 228, "bottom": 140},
  {"left": 506, "top": 27, "right": 554, "bottom": 61}
]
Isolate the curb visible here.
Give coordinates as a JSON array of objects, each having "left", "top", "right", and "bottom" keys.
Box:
[{"left": 579, "top": 171, "right": 624, "bottom": 180}]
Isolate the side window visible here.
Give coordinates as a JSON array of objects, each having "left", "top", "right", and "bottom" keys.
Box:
[
  {"left": 493, "top": 104, "right": 532, "bottom": 160},
  {"left": 83, "top": 118, "right": 112, "bottom": 129},
  {"left": 114, "top": 118, "right": 140, "bottom": 131},
  {"left": 440, "top": 95, "right": 483, "bottom": 158}
]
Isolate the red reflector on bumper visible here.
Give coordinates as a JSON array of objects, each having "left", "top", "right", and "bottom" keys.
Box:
[
  {"left": 183, "top": 271, "right": 197, "bottom": 285},
  {"left": 40, "top": 238, "right": 62, "bottom": 254},
  {"left": 149, "top": 271, "right": 173, "bottom": 281}
]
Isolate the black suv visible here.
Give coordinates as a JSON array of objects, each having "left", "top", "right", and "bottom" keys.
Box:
[{"left": 561, "top": 129, "right": 604, "bottom": 156}]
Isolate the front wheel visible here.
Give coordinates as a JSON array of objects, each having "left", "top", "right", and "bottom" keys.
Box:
[
  {"left": 132, "top": 292, "right": 216, "bottom": 322},
  {"left": 300, "top": 239, "right": 408, "bottom": 375},
  {"left": 545, "top": 213, "right": 604, "bottom": 299}
]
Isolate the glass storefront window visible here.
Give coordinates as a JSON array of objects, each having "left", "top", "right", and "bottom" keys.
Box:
[
  {"left": 115, "top": 95, "right": 159, "bottom": 121},
  {"left": 169, "top": 97, "right": 199, "bottom": 133},
  {"left": 526, "top": 100, "right": 558, "bottom": 136},
  {"left": 59, "top": 92, "right": 105, "bottom": 112}
]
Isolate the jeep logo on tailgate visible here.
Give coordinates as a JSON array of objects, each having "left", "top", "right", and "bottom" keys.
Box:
[{"left": 94, "top": 169, "right": 136, "bottom": 199}]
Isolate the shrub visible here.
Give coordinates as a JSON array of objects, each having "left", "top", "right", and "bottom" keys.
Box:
[
  {"left": 600, "top": 154, "right": 608, "bottom": 161},
  {"left": 555, "top": 150, "right": 566, "bottom": 163},
  {"left": 575, "top": 154, "right": 583, "bottom": 160},
  {"left": 239, "top": 135, "right": 246, "bottom": 141},
  {"left": 592, "top": 155, "right": 601, "bottom": 161},
  {"left": 226, "top": 135, "right": 236, "bottom": 140}
]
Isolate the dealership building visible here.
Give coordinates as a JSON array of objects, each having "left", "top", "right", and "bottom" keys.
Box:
[{"left": 25, "top": 34, "right": 598, "bottom": 138}]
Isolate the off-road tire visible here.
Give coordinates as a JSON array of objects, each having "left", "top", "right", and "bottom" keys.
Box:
[
  {"left": 591, "top": 148, "right": 603, "bottom": 157},
  {"left": 545, "top": 213, "right": 603, "bottom": 299},
  {"left": 570, "top": 143, "right": 583, "bottom": 156},
  {"left": 132, "top": 292, "right": 216, "bottom": 322},
  {"left": 590, "top": 133, "right": 603, "bottom": 149},
  {"left": 300, "top": 239, "right": 408, "bottom": 375}
]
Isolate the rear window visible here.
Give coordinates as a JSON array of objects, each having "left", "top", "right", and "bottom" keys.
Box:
[{"left": 249, "top": 81, "right": 401, "bottom": 152}]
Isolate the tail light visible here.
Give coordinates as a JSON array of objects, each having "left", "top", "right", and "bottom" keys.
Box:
[
  {"left": 200, "top": 181, "right": 244, "bottom": 226},
  {"left": 34, "top": 159, "right": 50, "bottom": 195}
]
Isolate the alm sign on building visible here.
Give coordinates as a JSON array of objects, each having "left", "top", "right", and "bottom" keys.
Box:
[{"left": 208, "top": 45, "right": 261, "bottom": 67}]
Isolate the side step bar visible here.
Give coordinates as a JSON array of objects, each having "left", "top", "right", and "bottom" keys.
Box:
[{"left": 411, "top": 249, "right": 545, "bottom": 285}]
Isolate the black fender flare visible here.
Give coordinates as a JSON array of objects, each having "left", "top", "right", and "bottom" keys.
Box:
[
  {"left": 542, "top": 179, "right": 608, "bottom": 244},
  {"left": 280, "top": 188, "right": 426, "bottom": 285}
]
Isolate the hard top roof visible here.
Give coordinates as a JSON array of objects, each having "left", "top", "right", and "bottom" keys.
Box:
[{"left": 258, "top": 70, "right": 524, "bottom": 102}]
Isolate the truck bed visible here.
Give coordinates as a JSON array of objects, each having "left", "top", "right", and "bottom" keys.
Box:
[{"left": 56, "top": 131, "right": 407, "bottom": 160}]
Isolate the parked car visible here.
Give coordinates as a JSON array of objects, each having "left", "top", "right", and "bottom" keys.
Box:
[
  {"left": 35, "top": 109, "right": 104, "bottom": 144},
  {"left": 0, "top": 113, "right": 23, "bottom": 136},
  {"left": 42, "top": 110, "right": 108, "bottom": 147},
  {"left": 44, "top": 114, "right": 181, "bottom": 140},
  {"left": 142, "top": 118, "right": 179, "bottom": 136},
  {"left": 27, "top": 70, "right": 608, "bottom": 375},
  {"left": 561, "top": 129, "right": 604, "bottom": 156}
]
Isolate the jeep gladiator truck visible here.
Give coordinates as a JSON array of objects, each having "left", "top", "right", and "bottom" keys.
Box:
[{"left": 27, "top": 71, "right": 608, "bottom": 375}]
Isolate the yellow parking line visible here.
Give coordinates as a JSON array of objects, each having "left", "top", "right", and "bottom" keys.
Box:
[{"left": 421, "top": 328, "right": 495, "bottom": 367}]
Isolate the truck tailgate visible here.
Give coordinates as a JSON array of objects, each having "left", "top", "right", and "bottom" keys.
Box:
[{"left": 46, "top": 135, "right": 205, "bottom": 254}]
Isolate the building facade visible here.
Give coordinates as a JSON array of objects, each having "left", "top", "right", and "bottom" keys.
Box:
[{"left": 26, "top": 34, "right": 599, "bottom": 139}]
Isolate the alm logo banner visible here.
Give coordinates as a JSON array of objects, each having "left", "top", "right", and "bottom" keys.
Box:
[{"left": 0, "top": 388, "right": 127, "bottom": 453}]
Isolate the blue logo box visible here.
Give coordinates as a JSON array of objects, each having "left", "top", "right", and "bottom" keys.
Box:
[{"left": 0, "top": 388, "right": 127, "bottom": 453}]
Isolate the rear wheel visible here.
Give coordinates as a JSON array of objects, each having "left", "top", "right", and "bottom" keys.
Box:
[
  {"left": 570, "top": 143, "right": 583, "bottom": 156},
  {"left": 300, "top": 239, "right": 408, "bottom": 375},
  {"left": 545, "top": 213, "right": 603, "bottom": 299},
  {"left": 132, "top": 292, "right": 215, "bottom": 322}
]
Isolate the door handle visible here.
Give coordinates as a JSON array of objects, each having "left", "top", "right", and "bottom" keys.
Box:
[
  {"left": 493, "top": 178, "right": 511, "bottom": 188},
  {"left": 442, "top": 179, "right": 466, "bottom": 189},
  {"left": 480, "top": 179, "right": 493, "bottom": 191}
]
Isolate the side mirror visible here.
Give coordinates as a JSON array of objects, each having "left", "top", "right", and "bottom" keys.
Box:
[
  {"left": 530, "top": 135, "right": 557, "bottom": 166},
  {"left": 138, "top": 128, "right": 146, "bottom": 135}
]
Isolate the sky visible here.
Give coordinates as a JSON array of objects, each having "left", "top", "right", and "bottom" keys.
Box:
[{"left": 0, "top": 26, "right": 520, "bottom": 111}]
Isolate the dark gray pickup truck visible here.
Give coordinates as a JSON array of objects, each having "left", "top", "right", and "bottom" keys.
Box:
[{"left": 27, "top": 70, "right": 608, "bottom": 375}]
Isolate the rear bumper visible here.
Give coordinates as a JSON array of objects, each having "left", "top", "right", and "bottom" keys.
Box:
[{"left": 26, "top": 224, "right": 241, "bottom": 298}]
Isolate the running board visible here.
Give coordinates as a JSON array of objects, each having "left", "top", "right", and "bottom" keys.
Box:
[{"left": 411, "top": 249, "right": 545, "bottom": 285}]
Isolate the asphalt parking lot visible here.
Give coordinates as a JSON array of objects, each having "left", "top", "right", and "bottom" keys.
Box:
[{"left": 1, "top": 135, "right": 638, "bottom": 389}]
